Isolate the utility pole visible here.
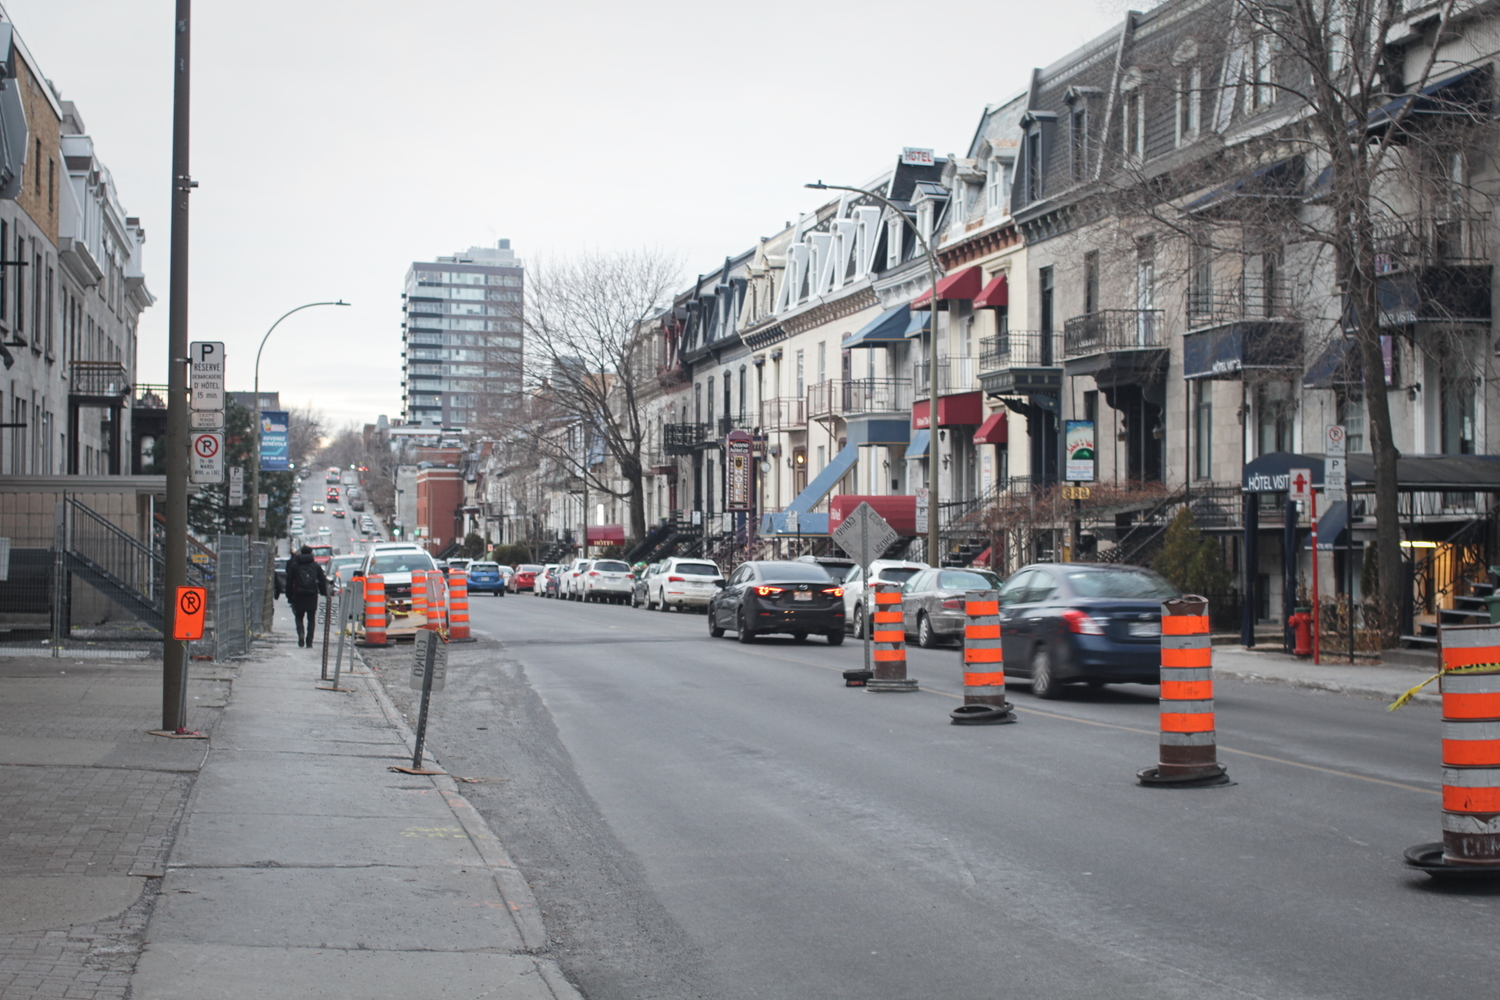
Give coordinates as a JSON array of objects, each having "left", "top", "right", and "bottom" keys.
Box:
[{"left": 162, "top": 0, "right": 194, "bottom": 731}]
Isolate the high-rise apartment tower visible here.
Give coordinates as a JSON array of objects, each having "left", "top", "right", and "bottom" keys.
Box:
[{"left": 401, "top": 240, "right": 523, "bottom": 427}]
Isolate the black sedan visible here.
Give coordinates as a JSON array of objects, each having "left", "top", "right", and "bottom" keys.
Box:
[
  {"left": 708, "top": 560, "right": 845, "bottom": 644},
  {"left": 996, "top": 563, "right": 1180, "bottom": 698}
]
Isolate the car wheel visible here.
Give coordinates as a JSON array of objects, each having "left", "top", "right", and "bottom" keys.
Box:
[
  {"left": 708, "top": 608, "right": 725, "bottom": 638},
  {"left": 1030, "top": 645, "right": 1062, "bottom": 700},
  {"left": 851, "top": 605, "right": 865, "bottom": 639},
  {"left": 827, "top": 631, "right": 845, "bottom": 646},
  {"left": 737, "top": 609, "right": 756, "bottom": 643},
  {"left": 631, "top": 592, "right": 640, "bottom": 608},
  {"left": 918, "top": 613, "right": 940, "bottom": 649}
]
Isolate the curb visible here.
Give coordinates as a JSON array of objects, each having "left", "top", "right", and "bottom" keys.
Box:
[
  {"left": 350, "top": 648, "right": 582, "bottom": 999},
  {"left": 1215, "top": 668, "right": 1440, "bottom": 706}
]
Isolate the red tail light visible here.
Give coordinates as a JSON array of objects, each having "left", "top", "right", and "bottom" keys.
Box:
[
  {"left": 588, "top": 571, "right": 599, "bottom": 577},
  {"left": 822, "top": 587, "right": 844, "bottom": 598},
  {"left": 755, "top": 586, "right": 785, "bottom": 597},
  {"left": 1063, "top": 609, "right": 1106, "bottom": 635},
  {"left": 626, "top": 574, "right": 634, "bottom": 580},
  {"left": 668, "top": 575, "right": 685, "bottom": 582}
]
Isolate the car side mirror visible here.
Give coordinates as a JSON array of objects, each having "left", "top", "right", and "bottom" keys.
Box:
[
  {"left": 714, "top": 578, "right": 727, "bottom": 588},
  {"left": 351, "top": 571, "right": 364, "bottom": 579}
]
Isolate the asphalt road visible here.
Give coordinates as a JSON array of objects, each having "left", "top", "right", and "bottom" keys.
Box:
[{"left": 365, "top": 586, "right": 1497, "bottom": 1000}]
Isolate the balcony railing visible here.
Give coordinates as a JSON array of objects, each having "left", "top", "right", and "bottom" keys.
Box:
[
  {"left": 913, "top": 358, "right": 978, "bottom": 397},
  {"left": 1062, "top": 310, "right": 1166, "bottom": 359},
  {"left": 1373, "top": 210, "right": 1490, "bottom": 271},
  {"left": 806, "top": 378, "right": 912, "bottom": 418},
  {"left": 69, "top": 361, "right": 131, "bottom": 399},
  {"left": 717, "top": 415, "right": 753, "bottom": 437},
  {"left": 663, "top": 422, "right": 709, "bottom": 455},
  {"left": 1185, "top": 285, "right": 1296, "bottom": 331},
  {"left": 979, "top": 330, "right": 1059, "bottom": 370},
  {"left": 760, "top": 397, "right": 807, "bottom": 431}
]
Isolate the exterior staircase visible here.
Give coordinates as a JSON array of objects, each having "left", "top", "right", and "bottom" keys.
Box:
[{"left": 59, "top": 495, "right": 209, "bottom": 633}]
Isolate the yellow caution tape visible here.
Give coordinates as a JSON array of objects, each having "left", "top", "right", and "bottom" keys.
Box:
[{"left": 1388, "top": 662, "right": 1500, "bottom": 711}]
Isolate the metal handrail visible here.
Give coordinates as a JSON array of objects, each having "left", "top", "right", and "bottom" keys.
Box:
[
  {"left": 979, "top": 331, "right": 1058, "bottom": 370},
  {"left": 1063, "top": 309, "right": 1166, "bottom": 358}
]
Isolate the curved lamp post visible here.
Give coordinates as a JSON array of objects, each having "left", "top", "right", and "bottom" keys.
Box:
[
  {"left": 806, "top": 180, "right": 944, "bottom": 564},
  {"left": 250, "top": 300, "right": 350, "bottom": 542}
]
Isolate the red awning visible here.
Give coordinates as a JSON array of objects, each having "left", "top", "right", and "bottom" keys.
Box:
[
  {"left": 586, "top": 524, "right": 625, "bottom": 544},
  {"left": 910, "top": 266, "right": 985, "bottom": 308},
  {"left": 973, "top": 411, "right": 1008, "bottom": 444},
  {"left": 972, "top": 273, "right": 1009, "bottom": 309}
]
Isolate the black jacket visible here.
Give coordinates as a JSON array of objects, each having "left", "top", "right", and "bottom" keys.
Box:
[{"left": 285, "top": 552, "right": 329, "bottom": 602}]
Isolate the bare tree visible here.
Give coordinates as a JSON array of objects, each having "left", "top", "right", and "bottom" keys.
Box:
[
  {"left": 522, "top": 249, "right": 681, "bottom": 542},
  {"left": 287, "top": 405, "right": 326, "bottom": 472}
]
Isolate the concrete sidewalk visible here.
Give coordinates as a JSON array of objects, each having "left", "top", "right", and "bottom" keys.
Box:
[
  {"left": 131, "top": 608, "right": 579, "bottom": 999},
  {"left": 1213, "top": 646, "right": 1441, "bottom": 705}
]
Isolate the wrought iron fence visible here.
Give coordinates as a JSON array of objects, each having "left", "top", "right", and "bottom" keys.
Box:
[
  {"left": 760, "top": 397, "right": 806, "bottom": 431},
  {"left": 806, "top": 378, "right": 911, "bottom": 418},
  {"left": 1185, "top": 285, "right": 1296, "bottom": 330},
  {"left": 913, "top": 357, "right": 978, "bottom": 396},
  {"left": 663, "top": 422, "right": 710, "bottom": 454}
]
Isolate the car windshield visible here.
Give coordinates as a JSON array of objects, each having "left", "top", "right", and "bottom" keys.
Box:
[
  {"left": 471, "top": 562, "right": 499, "bottom": 572},
  {"left": 935, "top": 570, "right": 1003, "bottom": 591},
  {"left": 876, "top": 567, "right": 922, "bottom": 585},
  {"left": 821, "top": 564, "right": 854, "bottom": 582},
  {"left": 369, "top": 552, "right": 435, "bottom": 575},
  {"left": 1066, "top": 568, "right": 1179, "bottom": 600},
  {"left": 673, "top": 563, "right": 719, "bottom": 577},
  {"left": 519, "top": 564, "right": 544, "bottom": 573},
  {"left": 758, "top": 562, "right": 834, "bottom": 584},
  {"left": 593, "top": 561, "right": 629, "bottom": 572}
]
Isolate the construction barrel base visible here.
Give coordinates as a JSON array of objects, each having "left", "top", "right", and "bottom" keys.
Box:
[
  {"left": 1403, "top": 842, "right": 1500, "bottom": 879},
  {"left": 950, "top": 703, "right": 1016, "bottom": 725},
  {"left": 1136, "top": 764, "right": 1231, "bottom": 788}
]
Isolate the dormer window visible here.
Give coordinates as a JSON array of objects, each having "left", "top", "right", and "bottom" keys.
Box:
[
  {"left": 986, "top": 158, "right": 1012, "bottom": 209},
  {"left": 1177, "top": 65, "right": 1202, "bottom": 145},
  {"left": 917, "top": 201, "right": 934, "bottom": 241},
  {"left": 1119, "top": 69, "right": 1145, "bottom": 163},
  {"left": 886, "top": 216, "right": 903, "bottom": 268},
  {"left": 1248, "top": 31, "right": 1277, "bottom": 111}
]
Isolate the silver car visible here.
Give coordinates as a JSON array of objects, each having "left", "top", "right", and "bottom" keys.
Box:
[
  {"left": 900, "top": 567, "right": 1004, "bottom": 648},
  {"left": 650, "top": 557, "right": 724, "bottom": 612}
]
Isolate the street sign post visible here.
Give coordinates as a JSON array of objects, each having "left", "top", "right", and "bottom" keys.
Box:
[
  {"left": 228, "top": 466, "right": 243, "bottom": 506},
  {"left": 190, "top": 409, "right": 224, "bottom": 429},
  {"left": 188, "top": 341, "right": 225, "bottom": 411},
  {"left": 171, "top": 586, "right": 206, "bottom": 641},
  {"left": 832, "top": 503, "right": 900, "bottom": 684},
  {"left": 409, "top": 630, "right": 448, "bottom": 771},
  {"left": 1325, "top": 457, "right": 1347, "bottom": 503},
  {"left": 190, "top": 431, "right": 224, "bottom": 484}
]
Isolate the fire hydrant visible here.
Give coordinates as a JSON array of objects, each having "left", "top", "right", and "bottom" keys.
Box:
[{"left": 1288, "top": 610, "right": 1314, "bottom": 657}]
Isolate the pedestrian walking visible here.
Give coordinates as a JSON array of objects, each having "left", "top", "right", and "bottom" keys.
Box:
[{"left": 286, "top": 545, "right": 329, "bottom": 647}]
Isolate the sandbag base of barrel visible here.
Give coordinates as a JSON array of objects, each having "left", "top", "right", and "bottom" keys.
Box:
[
  {"left": 1403, "top": 841, "right": 1500, "bottom": 880},
  {"left": 1136, "top": 763, "right": 1231, "bottom": 788}
]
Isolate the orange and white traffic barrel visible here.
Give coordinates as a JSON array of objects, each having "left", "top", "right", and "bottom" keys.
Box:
[
  {"left": 951, "top": 589, "right": 1014, "bottom": 724},
  {"left": 868, "top": 582, "right": 917, "bottom": 693},
  {"left": 447, "top": 568, "right": 473, "bottom": 641},
  {"left": 360, "top": 575, "right": 387, "bottom": 647},
  {"left": 1405, "top": 622, "right": 1500, "bottom": 876},
  {"left": 1138, "top": 595, "right": 1228, "bottom": 786},
  {"left": 411, "top": 570, "right": 429, "bottom": 629}
]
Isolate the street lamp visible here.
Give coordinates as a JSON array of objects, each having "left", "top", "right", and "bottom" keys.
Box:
[
  {"left": 806, "top": 180, "right": 944, "bottom": 563},
  {"left": 250, "top": 300, "right": 350, "bottom": 542}
]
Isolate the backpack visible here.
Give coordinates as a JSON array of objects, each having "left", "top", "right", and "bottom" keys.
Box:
[{"left": 292, "top": 560, "right": 321, "bottom": 595}]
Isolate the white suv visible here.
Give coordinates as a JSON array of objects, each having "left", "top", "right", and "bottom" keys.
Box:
[
  {"left": 582, "top": 559, "right": 635, "bottom": 604},
  {"left": 841, "top": 559, "right": 929, "bottom": 637},
  {"left": 563, "top": 559, "right": 593, "bottom": 601},
  {"left": 650, "top": 557, "right": 724, "bottom": 612}
]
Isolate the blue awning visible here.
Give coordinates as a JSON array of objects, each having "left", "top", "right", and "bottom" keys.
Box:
[
  {"left": 906, "top": 428, "right": 931, "bottom": 460},
  {"left": 904, "top": 310, "right": 932, "bottom": 338},
  {"left": 1306, "top": 501, "right": 1352, "bottom": 551},
  {"left": 843, "top": 305, "right": 913, "bottom": 349},
  {"left": 1367, "top": 67, "right": 1489, "bottom": 133},
  {"left": 1185, "top": 156, "right": 1304, "bottom": 214}
]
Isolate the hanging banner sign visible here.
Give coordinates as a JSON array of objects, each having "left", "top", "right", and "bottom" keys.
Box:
[
  {"left": 724, "top": 431, "right": 753, "bottom": 511},
  {"left": 259, "top": 410, "right": 290, "bottom": 471},
  {"left": 1065, "top": 420, "right": 1096, "bottom": 482}
]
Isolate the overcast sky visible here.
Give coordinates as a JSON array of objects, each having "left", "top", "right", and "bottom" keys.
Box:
[{"left": 8, "top": 0, "right": 1132, "bottom": 430}]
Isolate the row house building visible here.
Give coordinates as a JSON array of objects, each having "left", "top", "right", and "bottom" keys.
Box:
[
  {"left": 488, "top": 0, "right": 1500, "bottom": 647},
  {"left": 0, "top": 17, "right": 153, "bottom": 480}
]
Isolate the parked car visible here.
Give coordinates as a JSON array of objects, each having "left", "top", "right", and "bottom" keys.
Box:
[
  {"left": 796, "top": 554, "right": 857, "bottom": 583},
  {"left": 708, "top": 560, "right": 844, "bottom": 643},
  {"left": 562, "top": 559, "right": 592, "bottom": 600},
  {"left": 899, "top": 567, "right": 1005, "bottom": 648},
  {"left": 447, "top": 558, "right": 472, "bottom": 573},
  {"left": 649, "top": 557, "right": 723, "bottom": 612},
  {"left": 467, "top": 561, "right": 506, "bottom": 596},
  {"left": 630, "top": 563, "right": 661, "bottom": 608},
  {"left": 582, "top": 559, "right": 635, "bottom": 603},
  {"left": 328, "top": 554, "right": 364, "bottom": 586},
  {"left": 510, "top": 564, "right": 544, "bottom": 593},
  {"left": 997, "top": 563, "right": 1179, "bottom": 698},
  {"left": 536, "top": 565, "right": 557, "bottom": 597},
  {"left": 842, "top": 559, "right": 929, "bottom": 637}
]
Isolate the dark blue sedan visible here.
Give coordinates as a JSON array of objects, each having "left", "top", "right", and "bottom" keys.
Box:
[
  {"left": 996, "top": 563, "right": 1179, "bottom": 698},
  {"left": 466, "top": 561, "right": 506, "bottom": 597}
]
